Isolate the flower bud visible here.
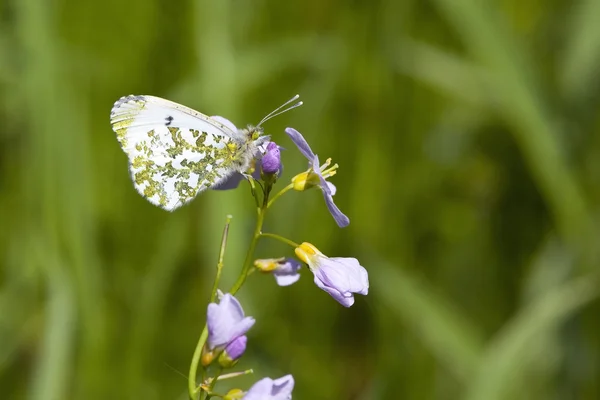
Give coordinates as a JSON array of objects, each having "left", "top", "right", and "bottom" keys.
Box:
[
  {"left": 201, "top": 346, "right": 216, "bottom": 367},
  {"left": 223, "top": 388, "right": 244, "bottom": 400},
  {"left": 254, "top": 257, "right": 286, "bottom": 272},
  {"left": 218, "top": 335, "right": 247, "bottom": 368},
  {"left": 261, "top": 142, "right": 281, "bottom": 175}
]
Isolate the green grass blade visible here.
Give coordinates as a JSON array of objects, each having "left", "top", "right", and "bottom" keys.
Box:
[
  {"left": 374, "top": 261, "right": 485, "bottom": 382},
  {"left": 465, "top": 274, "right": 600, "bottom": 400},
  {"left": 560, "top": 0, "right": 600, "bottom": 100}
]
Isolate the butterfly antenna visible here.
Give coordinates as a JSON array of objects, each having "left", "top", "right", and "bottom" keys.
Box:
[{"left": 257, "top": 94, "right": 303, "bottom": 127}]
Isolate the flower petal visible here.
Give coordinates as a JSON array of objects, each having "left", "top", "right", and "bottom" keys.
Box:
[
  {"left": 326, "top": 182, "right": 336, "bottom": 196},
  {"left": 330, "top": 257, "right": 369, "bottom": 295},
  {"left": 224, "top": 335, "right": 247, "bottom": 360},
  {"left": 244, "top": 375, "right": 294, "bottom": 400},
  {"left": 243, "top": 378, "right": 273, "bottom": 400},
  {"left": 321, "top": 190, "right": 350, "bottom": 228},
  {"left": 273, "top": 259, "right": 302, "bottom": 286},
  {"left": 310, "top": 256, "right": 368, "bottom": 307},
  {"left": 207, "top": 294, "right": 255, "bottom": 348},
  {"left": 313, "top": 274, "right": 355, "bottom": 307},
  {"left": 285, "top": 127, "right": 315, "bottom": 161},
  {"left": 271, "top": 375, "right": 295, "bottom": 399}
]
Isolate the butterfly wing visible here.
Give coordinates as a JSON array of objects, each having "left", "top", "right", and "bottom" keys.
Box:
[{"left": 110, "top": 95, "right": 243, "bottom": 211}]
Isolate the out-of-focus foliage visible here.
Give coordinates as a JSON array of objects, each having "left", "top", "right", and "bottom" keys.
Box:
[{"left": 1, "top": 0, "right": 599, "bottom": 399}]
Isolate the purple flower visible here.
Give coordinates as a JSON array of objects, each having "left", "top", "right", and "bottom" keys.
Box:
[
  {"left": 255, "top": 258, "right": 302, "bottom": 286},
  {"left": 285, "top": 127, "right": 349, "bottom": 228},
  {"left": 207, "top": 294, "right": 255, "bottom": 349},
  {"left": 261, "top": 142, "right": 282, "bottom": 175},
  {"left": 244, "top": 375, "right": 294, "bottom": 400},
  {"left": 295, "top": 242, "right": 369, "bottom": 307},
  {"left": 224, "top": 335, "right": 247, "bottom": 360},
  {"left": 218, "top": 335, "right": 247, "bottom": 367}
]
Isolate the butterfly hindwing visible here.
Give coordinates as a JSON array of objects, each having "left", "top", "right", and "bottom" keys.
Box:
[{"left": 110, "top": 95, "right": 242, "bottom": 211}]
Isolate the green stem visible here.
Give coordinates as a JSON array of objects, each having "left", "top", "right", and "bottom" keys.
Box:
[
  {"left": 267, "top": 183, "right": 293, "bottom": 208},
  {"left": 260, "top": 232, "right": 300, "bottom": 248},
  {"left": 208, "top": 368, "right": 223, "bottom": 393},
  {"left": 229, "top": 207, "right": 266, "bottom": 295},
  {"left": 188, "top": 326, "right": 208, "bottom": 400},
  {"left": 229, "top": 179, "right": 273, "bottom": 294},
  {"left": 190, "top": 216, "right": 233, "bottom": 400},
  {"left": 210, "top": 215, "right": 233, "bottom": 302}
]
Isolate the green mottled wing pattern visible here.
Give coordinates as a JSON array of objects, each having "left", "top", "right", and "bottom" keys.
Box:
[{"left": 110, "top": 95, "right": 243, "bottom": 211}]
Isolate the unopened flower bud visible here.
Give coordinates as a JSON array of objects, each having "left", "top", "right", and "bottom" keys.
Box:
[
  {"left": 223, "top": 388, "right": 244, "bottom": 400},
  {"left": 218, "top": 335, "right": 247, "bottom": 368},
  {"left": 261, "top": 142, "right": 281, "bottom": 175},
  {"left": 201, "top": 347, "right": 216, "bottom": 367}
]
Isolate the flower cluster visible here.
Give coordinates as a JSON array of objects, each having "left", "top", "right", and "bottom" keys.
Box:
[
  {"left": 202, "top": 294, "right": 294, "bottom": 399},
  {"left": 184, "top": 100, "right": 369, "bottom": 400}
]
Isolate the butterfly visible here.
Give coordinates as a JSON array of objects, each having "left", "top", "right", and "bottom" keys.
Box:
[{"left": 110, "top": 95, "right": 302, "bottom": 211}]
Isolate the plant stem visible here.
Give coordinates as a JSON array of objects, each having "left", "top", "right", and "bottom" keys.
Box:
[
  {"left": 210, "top": 215, "right": 233, "bottom": 303},
  {"left": 267, "top": 183, "right": 293, "bottom": 208},
  {"left": 189, "top": 215, "right": 235, "bottom": 400},
  {"left": 229, "top": 207, "right": 266, "bottom": 295},
  {"left": 260, "top": 232, "right": 300, "bottom": 248},
  {"left": 229, "top": 180, "right": 273, "bottom": 294},
  {"left": 188, "top": 326, "right": 208, "bottom": 400}
]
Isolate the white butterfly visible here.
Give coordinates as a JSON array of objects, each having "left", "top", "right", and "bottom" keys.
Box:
[{"left": 110, "top": 95, "right": 302, "bottom": 211}]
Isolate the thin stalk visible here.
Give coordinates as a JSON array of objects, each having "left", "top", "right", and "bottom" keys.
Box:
[
  {"left": 260, "top": 233, "right": 299, "bottom": 248},
  {"left": 229, "top": 207, "right": 266, "bottom": 294},
  {"left": 230, "top": 181, "right": 273, "bottom": 294},
  {"left": 190, "top": 216, "right": 233, "bottom": 399},
  {"left": 188, "top": 327, "right": 208, "bottom": 400},
  {"left": 210, "top": 215, "right": 233, "bottom": 302},
  {"left": 267, "top": 183, "right": 293, "bottom": 208}
]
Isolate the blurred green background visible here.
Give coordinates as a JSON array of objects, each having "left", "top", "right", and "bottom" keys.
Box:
[{"left": 1, "top": 0, "right": 600, "bottom": 399}]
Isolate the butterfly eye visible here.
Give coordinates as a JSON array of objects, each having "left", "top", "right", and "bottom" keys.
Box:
[{"left": 251, "top": 130, "right": 260, "bottom": 140}]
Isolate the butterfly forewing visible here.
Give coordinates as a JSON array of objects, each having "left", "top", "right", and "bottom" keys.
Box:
[{"left": 110, "top": 95, "right": 240, "bottom": 211}]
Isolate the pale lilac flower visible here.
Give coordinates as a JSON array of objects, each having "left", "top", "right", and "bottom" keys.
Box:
[
  {"left": 244, "top": 375, "right": 294, "bottom": 400},
  {"left": 295, "top": 242, "right": 369, "bottom": 307},
  {"left": 273, "top": 259, "right": 302, "bottom": 286},
  {"left": 207, "top": 294, "right": 255, "bottom": 349},
  {"left": 261, "top": 142, "right": 282, "bottom": 175},
  {"left": 285, "top": 127, "right": 349, "bottom": 227},
  {"left": 255, "top": 258, "right": 302, "bottom": 286}
]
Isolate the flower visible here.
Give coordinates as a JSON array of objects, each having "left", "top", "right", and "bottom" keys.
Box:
[
  {"left": 207, "top": 294, "right": 255, "bottom": 349},
  {"left": 261, "top": 142, "right": 282, "bottom": 175},
  {"left": 285, "top": 127, "right": 349, "bottom": 228},
  {"left": 218, "top": 335, "right": 247, "bottom": 368},
  {"left": 255, "top": 258, "right": 302, "bottom": 286},
  {"left": 295, "top": 242, "right": 369, "bottom": 307},
  {"left": 244, "top": 375, "right": 294, "bottom": 400}
]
